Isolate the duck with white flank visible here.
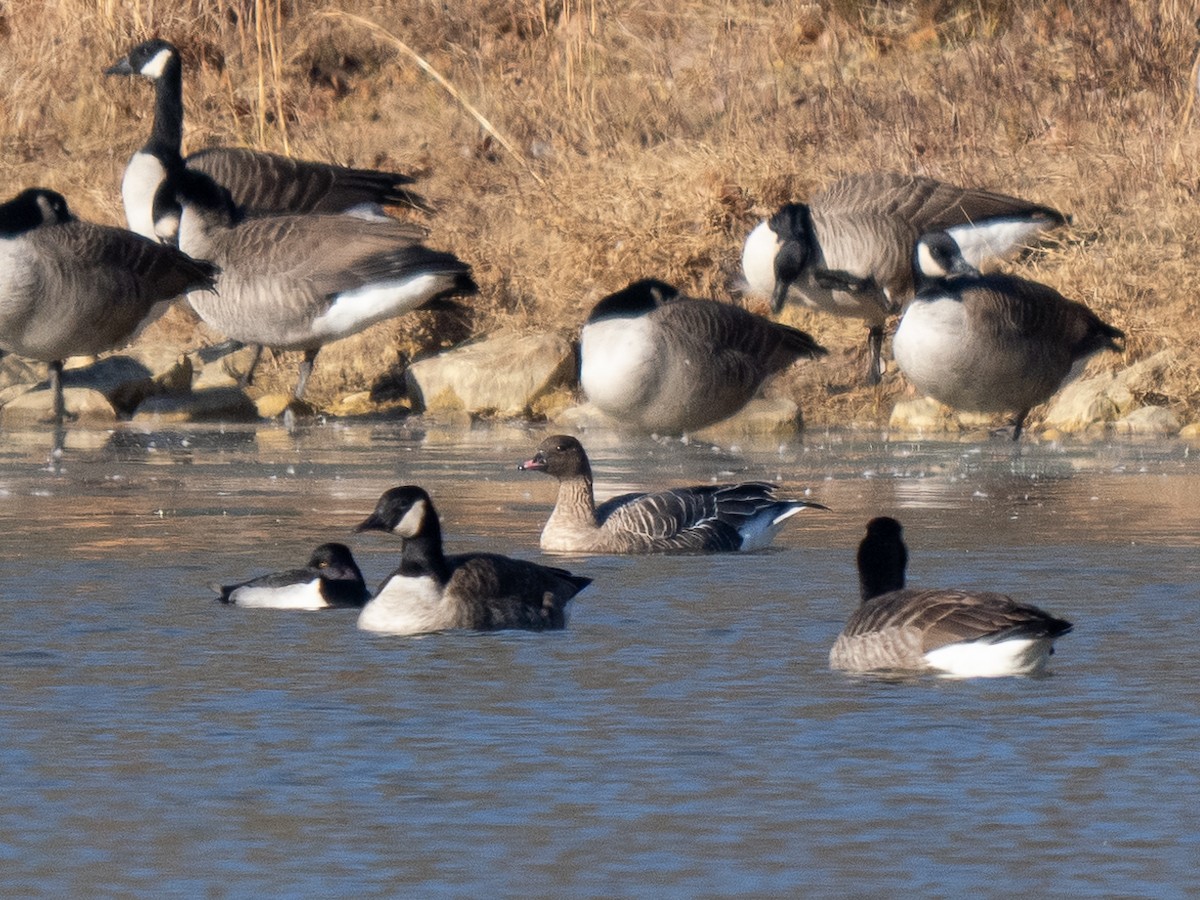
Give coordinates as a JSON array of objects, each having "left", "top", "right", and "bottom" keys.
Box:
[
  {"left": 580, "top": 278, "right": 827, "bottom": 434},
  {"left": 742, "top": 172, "right": 1067, "bottom": 384},
  {"left": 519, "top": 434, "right": 826, "bottom": 554},
  {"left": 174, "top": 171, "right": 476, "bottom": 400},
  {"left": 0, "top": 187, "right": 217, "bottom": 421},
  {"left": 830, "top": 517, "right": 1073, "bottom": 677},
  {"left": 354, "top": 486, "right": 591, "bottom": 635},
  {"left": 893, "top": 231, "right": 1124, "bottom": 440},
  {"left": 212, "top": 543, "right": 370, "bottom": 609}
]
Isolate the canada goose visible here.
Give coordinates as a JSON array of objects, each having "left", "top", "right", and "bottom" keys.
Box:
[
  {"left": 893, "top": 232, "right": 1124, "bottom": 440},
  {"left": 579, "top": 278, "right": 827, "bottom": 433},
  {"left": 175, "top": 171, "right": 476, "bottom": 400},
  {"left": 518, "top": 434, "right": 827, "bottom": 554},
  {"left": 742, "top": 172, "right": 1068, "bottom": 384},
  {"left": 0, "top": 187, "right": 218, "bottom": 420},
  {"left": 354, "top": 485, "right": 591, "bottom": 635},
  {"left": 830, "top": 517, "right": 1073, "bottom": 677},
  {"left": 104, "top": 39, "right": 425, "bottom": 245},
  {"left": 212, "top": 542, "right": 370, "bottom": 609}
]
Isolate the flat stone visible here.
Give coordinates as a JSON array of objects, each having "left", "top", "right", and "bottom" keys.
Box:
[
  {"left": 406, "top": 330, "right": 575, "bottom": 417},
  {"left": 327, "top": 391, "right": 412, "bottom": 417},
  {"left": 1, "top": 385, "right": 117, "bottom": 425},
  {"left": 193, "top": 344, "right": 262, "bottom": 390},
  {"left": 693, "top": 397, "right": 803, "bottom": 440},
  {"left": 132, "top": 387, "right": 260, "bottom": 423},
  {"left": 60, "top": 355, "right": 153, "bottom": 394},
  {"left": 1113, "top": 405, "right": 1180, "bottom": 436},
  {"left": 0, "top": 355, "right": 44, "bottom": 392},
  {"left": 554, "top": 401, "right": 621, "bottom": 430}
]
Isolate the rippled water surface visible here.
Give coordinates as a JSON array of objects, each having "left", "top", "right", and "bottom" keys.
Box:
[{"left": 1, "top": 421, "right": 1198, "bottom": 897}]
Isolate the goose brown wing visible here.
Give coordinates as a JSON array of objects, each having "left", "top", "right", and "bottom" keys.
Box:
[
  {"left": 820, "top": 173, "right": 1065, "bottom": 233},
  {"left": 217, "top": 214, "right": 455, "bottom": 298},
  {"left": 963, "top": 273, "right": 1124, "bottom": 358},
  {"left": 444, "top": 554, "right": 589, "bottom": 630},
  {"left": 843, "top": 588, "right": 1073, "bottom": 652},
  {"left": 597, "top": 482, "right": 784, "bottom": 552},
  {"left": 187, "top": 147, "right": 428, "bottom": 213},
  {"left": 47, "top": 221, "right": 218, "bottom": 301},
  {"left": 655, "top": 299, "right": 826, "bottom": 364}
]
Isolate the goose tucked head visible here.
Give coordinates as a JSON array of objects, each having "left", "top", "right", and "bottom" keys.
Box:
[
  {"left": 0, "top": 188, "right": 72, "bottom": 237},
  {"left": 175, "top": 169, "right": 242, "bottom": 228},
  {"left": 105, "top": 39, "right": 180, "bottom": 81},
  {"left": 518, "top": 434, "right": 593, "bottom": 481},
  {"left": 913, "top": 232, "right": 978, "bottom": 289},
  {"left": 856, "top": 516, "right": 909, "bottom": 602},
  {"left": 586, "top": 278, "right": 679, "bottom": 324},
  {"left": 765, "top": 203, "right": 816, "bottom": 313},
  {"left": 355, "top": 486, "right": 438, "bottom": 540}
]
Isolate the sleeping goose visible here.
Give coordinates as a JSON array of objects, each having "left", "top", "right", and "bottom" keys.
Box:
[
  {"left": 175, "top": 171, "right": 476, "bottom": 400},
  {"left": 742, "top": 172, "right": 1068, "bottom": 384},
  {"left": 518, "top": 434, "right": 827, "bottom": 554},
  {"left": 830, "top": 517, "right": 1073, "bottom": 677},
  {"left": 893, "top": 231, "right": 1124, "bottom": 440},
  {"left": 212, "top": 542, "right": 370, "bottom": 609},
  {"left": 579, "top": 278, "right": 827, "bottom": 434},
  {"left": 354, "top": 485, "right": 591, "bottom": 635},
  {"left": 104, "top": 39, "right": 425, "bottom": 245},
  {"left": 0, "top": 187, "right": 218, "bottom": 420}
]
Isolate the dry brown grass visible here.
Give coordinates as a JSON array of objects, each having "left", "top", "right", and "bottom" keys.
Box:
[{"left": 2, "top": 0, "right": 1199, "bottom": 424}]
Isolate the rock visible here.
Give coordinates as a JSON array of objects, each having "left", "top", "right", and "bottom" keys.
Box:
[
  {"left": 254, "top": 394, "right": 313, "bottom": 420},
  {"left": 406, "top": 330, "right": 576, "bottom": 417},
  {"left": 109, "top": 356, "right": 195, "bottom": 416},
  {"left": 888, "top": 397, "right": 994, "bottom": 433},
  {"left": 554, "top": 401, "right": 622, "bottom": 430},
  {"left": 61, "top": 355, "right": 153, "bottom": 394},
  {"left": 1, "top": 385, "right": 117, "bottom": 425},
  {"left": 1043, "top": 350, "right": 1173, "bottom": 433},
  {"left": 693, "top": 397, "right": 803, "bottom": 440},
  {"left": 133, "top": 387, "right": 260, "bottom": 423},
  {"left": 1180, "top": 422, "right": 1200, "bottom": 442},
  {"left": 327, "top": 391, "right": 412, "bottom": 418},
  {"left": 0, "top": 355, "right": 43, "bottom": 392},
  {"left": 1113, "top": 405, "right": 1180, "bottom": 436},
  {"left": 192, "top": 344, "right": 262, "bottom": 390}
]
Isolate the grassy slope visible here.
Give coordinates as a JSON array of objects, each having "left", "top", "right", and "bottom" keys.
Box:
[{"left": 1, "top": 0, "right": 1197, "bottom": 427}]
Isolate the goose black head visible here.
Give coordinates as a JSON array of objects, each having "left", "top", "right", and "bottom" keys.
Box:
[
  {"left": 0, "top": 188, "right": 72, "bottom": 237},
  {"left": 106, "top": 39, "right": 180, "bottom": 81},
  {"left": 355, "top": 486, "right": 438, "bottom": 540},
  {"left": 586, "top": 278, "right": 680, "bottom": 324},
  {"left": 856, "top": 516, "right": 909, "bottom": 602},
  {"left": 913, "top": 232, "right": 978, "bottom": 289}
]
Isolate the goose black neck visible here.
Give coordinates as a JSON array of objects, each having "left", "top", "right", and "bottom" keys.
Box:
[
  {"left": 857, "top": 518, "right": 908, "bottom": 602},
  {"left": 148, "top": 60, "right": 185, "bottom": 161},
  {"left": 397, "top": 512, "right": 452, "bottom": 584}
]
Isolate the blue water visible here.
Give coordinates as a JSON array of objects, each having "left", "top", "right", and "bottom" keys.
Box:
[{"left": 1, "top": 422, "right": 1197, "bottom": 897}]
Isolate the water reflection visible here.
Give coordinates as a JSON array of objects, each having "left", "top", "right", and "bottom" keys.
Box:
[{"left": 0, "top": 421, "right": 1198, "bottom": 894}]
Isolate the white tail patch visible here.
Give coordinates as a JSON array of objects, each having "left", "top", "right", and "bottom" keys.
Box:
[
  {"left": 948, "top": 220, "right": 1054, "bottom": 268},
  {"left": 312, "top": 273, "right": 445, "bottom": 341},
  {"left": 735, "top": 504, "right": 811, "bottom": 552},
  {"left": 924, "top": 636, "right": 1056, "bottom": 678}
]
